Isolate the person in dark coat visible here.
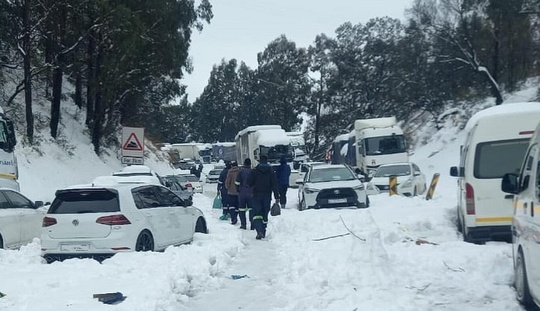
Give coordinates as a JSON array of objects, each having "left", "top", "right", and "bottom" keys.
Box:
[
  {"left": 235, "top": 158, "right": 254, "bottom": 230},
  {"left": 247, "top": 155, "right": 279, "bottom": 239},
  {"left": 217, "top": 161, "right": 231, "bottom": 220},
  {"left": 274, "top": 155, "right": 291, "bottom": 209},
  {"left": 225, "top": 161, "right": 240, "bottom": 225}
]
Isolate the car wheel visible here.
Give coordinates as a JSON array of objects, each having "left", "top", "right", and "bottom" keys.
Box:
[
  {"left": 195, "top": 217, "right": 208, "bottom": 234},
  {"left": 456, "top": 212, "right": 463, "bottom": 233},
  {"left": 135, "top": 230, "right": 154, "bottom": 252},
  {"left": 0, "top": 235, "right": 3, "bottom": 249},
  {"left": 515, "top": 249, "right": 533, "bottom": 307},
  {"left": 413, "top": 187, "right": 417, "bottom": 197},
  {"left": 365, "top": 196, "right": 370, "bottom": 208}
]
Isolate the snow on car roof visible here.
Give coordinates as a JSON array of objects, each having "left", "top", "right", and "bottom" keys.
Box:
[
  {"left": 465, "top": 102, "right": 540, "bottom": 131},
  {"left": 311, "top": 164, "right": 347, "bottom": 170},
  {"left": 115, "top": 165, "right": 152, "bottom": 174},
  {"left": 213, "top": 142, "right": 236, "bottom": 147}
]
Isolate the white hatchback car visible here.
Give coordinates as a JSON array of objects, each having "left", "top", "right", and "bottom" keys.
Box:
[
  {"left": 0, "top": 189, "right": 46, "bottom": 249},
  {"left": 369, "top": 162, "right": 427, "bottom": 197},
  {"left": 297, "top": 164, "right": 369, "bottom": 210},
  {"left": 41, "top": 177, "right": 208, "bottom": 262}
]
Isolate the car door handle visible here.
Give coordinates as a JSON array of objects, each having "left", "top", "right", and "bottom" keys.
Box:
[{"left": 504, "top": 194, "right": 514, "bottom": 199}]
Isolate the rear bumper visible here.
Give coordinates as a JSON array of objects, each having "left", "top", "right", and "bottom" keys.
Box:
[{"left": 465, "top": 225, "right": 512, "bottom": 243}]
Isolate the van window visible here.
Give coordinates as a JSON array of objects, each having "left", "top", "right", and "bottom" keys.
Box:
[{"left": 474, "top": 139, "right": 530, "bottom": 179}]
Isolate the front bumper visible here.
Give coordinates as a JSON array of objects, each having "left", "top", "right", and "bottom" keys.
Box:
[{"left": 304, "top": 188, "right": 367, "bottom": 209}]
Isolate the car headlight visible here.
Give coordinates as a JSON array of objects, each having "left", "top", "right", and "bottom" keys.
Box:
[
  {"left": 401, "top": 179, "right": 413, "bottom": 188},
  {"left": 304, "top": 187, "right": 320, "bottom": 194}
]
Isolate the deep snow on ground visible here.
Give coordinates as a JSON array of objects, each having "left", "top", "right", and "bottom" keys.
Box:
[{"left": 0, "top": 94, "right": 536, "bottom": 310}]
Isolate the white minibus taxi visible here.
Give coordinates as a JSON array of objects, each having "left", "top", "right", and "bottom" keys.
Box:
[
  {"left": 450, "top": 102, "right": 540, "bottom": 243},
  {"left": 501, "top": 119, "right": 540, "bottom": 308}
]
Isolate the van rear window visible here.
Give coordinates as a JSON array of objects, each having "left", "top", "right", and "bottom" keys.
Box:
[
  {"left": 49, "top": 189, "right": 120, "bottom": 214},
  {"left": 474, "top": 139, "right": 530, "bottom": 179}
]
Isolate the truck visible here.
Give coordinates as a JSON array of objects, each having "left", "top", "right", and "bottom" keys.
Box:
[
  {"left": 212, "top": 142, "right": 236, "bottom": 162},
  {"left": 0, "top": 108, "right": 19, "bottom": 191},
  {"left": 168, "top": 143, "right": 200, "bottom": 168},
  {"left": 286, "top": 132, "right": 308, "bottom": 165},
  {"left": 235, "top": 125, "right": 292, "bottom": 167},
  {"left": 354, "top": 117, "right": 408, "bottom": 175},
  {"left": 197, "top": 143, "right": 213, "bottom": 164}
]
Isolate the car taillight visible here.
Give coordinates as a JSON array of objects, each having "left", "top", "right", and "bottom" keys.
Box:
[
  {"left": 42, "top": 216, "right": 57, "bottom": 227},
  {"left": 465, "top": 183, "right": 475, "bottom": 215},
  {"left": 185, "top": 183, "right": 193, "bottom": 189},
  {"left": 96, "top": 214, "right": 131, "bottom": 225}
]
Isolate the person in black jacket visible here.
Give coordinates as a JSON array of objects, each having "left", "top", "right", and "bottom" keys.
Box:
[
  {"left": 217, "top": 161, "right": 232, "bottom": 220},
  {"left": 247, "top": 155, "right": 279, "bottom": 239}
]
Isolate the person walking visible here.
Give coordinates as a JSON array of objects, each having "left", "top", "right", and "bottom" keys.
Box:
[
  {"left": 275, "top": 155, "right": 291, "bottom": 209},
  {"left": 217, "top": 161, "right": 232, "bottom": 220},
  {"left": 225, "top": 161, "right": 240, "bottom": 225},
  {"left": 235, "top": 158, "right": 254, "bottom": 230},
  {"left": 247, "top": 155, "right": 279, "bottom": 240}
]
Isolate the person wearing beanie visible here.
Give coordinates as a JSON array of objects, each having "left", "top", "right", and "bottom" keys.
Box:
[
  {"left": 236, "top": 158, "right": 254, "bottom": 230},
  {"left": 217, "top": 161, "right": 232, "bottom": 220},
  {"left": 225, "top": 161, "right": 240, "bottom": 225}
]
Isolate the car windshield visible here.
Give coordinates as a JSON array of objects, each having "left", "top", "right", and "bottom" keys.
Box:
[
  {"left": 308, "top": 167, "right": 356, "bottom": 183},
  {"left": 374, "top": 165, "right": 411, "bottom": 177}
]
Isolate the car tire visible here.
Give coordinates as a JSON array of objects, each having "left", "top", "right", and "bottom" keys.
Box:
[
  {"left": 0, "top": 235, "right": 3, "bottom": 249},
  {"left": 135, "top": 230, "right": 154, "bottom": 252},
  {"left": 456, "top": 212, "right": 463, "bottom": 233},
  {"left": 413, "top": 187, "right": 417, "bottom": 197},
  {"left": 366, "top": 196, "right": 370, "bottom": 208},
  {"left": 195, "top": 217, "right": 208, "bottom": 234},
  {"left": 515, "top": 249, "right": 533, "bottom": 307}
]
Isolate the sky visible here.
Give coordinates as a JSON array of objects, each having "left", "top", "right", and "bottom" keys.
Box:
[
  {"left": 182, "top": 0, "right": 414, "bottom": 102},
  {"left": 0, "top": 82, "right": 538, "bottom": 310}
]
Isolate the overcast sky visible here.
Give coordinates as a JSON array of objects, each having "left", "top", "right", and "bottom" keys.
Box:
[{"left": 181, "top": 0, "right": 413, "bottom": 102}]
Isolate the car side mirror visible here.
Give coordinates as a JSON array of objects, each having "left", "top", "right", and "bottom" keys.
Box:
[
  {"left": 358, "top": 175, "right": 365, "bottom": 182},
  {"left": 414, "top": 171, "right": 421, "bottom": 176},
  {"left": 501, "top": 173, "right": 519, "bottom": 194},
  {"left": 35, "top": 201, "right": 44, "bottom": 208},
  {"left": 450, "top": 166, "right": 464, "bottom": 177}
]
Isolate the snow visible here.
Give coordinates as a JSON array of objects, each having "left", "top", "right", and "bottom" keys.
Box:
[
  {"left": 255, "top": 129, "right": 291, "bottom": 147},
  {"left": 464, "top": 102, "right": 540, "bottom": 132},
  {"left": 0, "top": 103, "right": 530, "bottom": 310}
]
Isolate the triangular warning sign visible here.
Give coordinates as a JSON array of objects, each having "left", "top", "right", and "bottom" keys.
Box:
[{"left": 122, "top": 133, "right": 143, "bottom": 151}]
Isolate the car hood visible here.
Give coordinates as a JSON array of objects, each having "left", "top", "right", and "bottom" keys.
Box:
[{"left": 305, "top": 179, "right": 363, "bottom": 190}]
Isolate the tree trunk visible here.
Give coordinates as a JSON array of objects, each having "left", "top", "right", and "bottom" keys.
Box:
[
  {"left": 23, "top": 0, "right": 34, "bottom": 144},
  {"left": 50, "top": 58, "right": 63, "bottom": 138},
  {"left": 86, "top": 32, "right": 95, "bottom": 126},
  {"left": 92, "top": 39, "right": 104, "bottom": 155}
]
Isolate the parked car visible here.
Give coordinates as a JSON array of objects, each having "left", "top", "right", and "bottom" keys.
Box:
[
  {"left": 296, "top": 164, "right": 369, "bottom": 210},
  {"left": 206, "top": 169, "right": 223, "bottom": 184},
  {"left": 161, "top": 175, "right": 193, "bottom": 206},
  {"left": 289, "top": 162, "right": 325, "bottom": 189},
  {"left": 0, "top": 189, "right": 46, "bottom": 249},
  {"left": 176, "top": 174, "right": 203, "bottom": 193},
  {"left": 368, "top": 162, "right": 427, "bottom": 197},
  {"left": 41, "top": 176, "right": 208, "bottom": 262},
  {"left": 501, "top": 119, "right": 540, "bottom": 309},
  {"left": 450, "top": 102, "right": 540, "bottom": 243}
]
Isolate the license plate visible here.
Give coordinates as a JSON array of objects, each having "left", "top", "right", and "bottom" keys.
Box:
[
  {"left": 328, "top": 198, "right": 347, "bottom": 204},
  {"left": 60, "top": 244, "right": 90, "bottom": 252}
]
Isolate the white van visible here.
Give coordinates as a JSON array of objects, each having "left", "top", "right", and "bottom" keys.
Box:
[
  {"left": 450, "top": 102, "right": 540, "bottom": 243},
  {"left": 501, "top": 119, "right": 540, "bottom": 308}
]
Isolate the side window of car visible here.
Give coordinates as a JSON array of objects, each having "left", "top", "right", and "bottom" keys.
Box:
[
  {"left": 155, "top": 186, "right": 183, "bottom": 206},
  {"left": 3, "top": 191, "right": 33, "bottom": 209},
  {"left": 132, "top": 186, "right": 161, "bottom": 209},
  {"left": 520, "top": 146, "right": 538, "bottom": 191},
  {"left": 0, "top": 192, "right": 12, "bottom": 209}
]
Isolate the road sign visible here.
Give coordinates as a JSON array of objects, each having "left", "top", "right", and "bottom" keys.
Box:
[
  {"left": 121, "top": 127, "right": 144, "bottom": 159},
  {"left": 121, "top": 156, "right": 144, "bottom": 165}
]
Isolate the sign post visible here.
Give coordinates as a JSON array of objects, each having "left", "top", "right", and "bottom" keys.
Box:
[{"left": 121, "top": 127, "right": 144, "bottom": 165}]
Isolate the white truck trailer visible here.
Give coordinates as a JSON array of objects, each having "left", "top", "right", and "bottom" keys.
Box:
[
  {"left": 235, "top": 125, "right": 292, "bottom": 167},
  {"left": 168, "top": 143, "right": 200, "bottom": 167},
  {"left": 286, "top": 131, "right": 308, "bottom": 164},
  {"left": 354, "top": 117, "right": 408, "bottom": 175}
]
